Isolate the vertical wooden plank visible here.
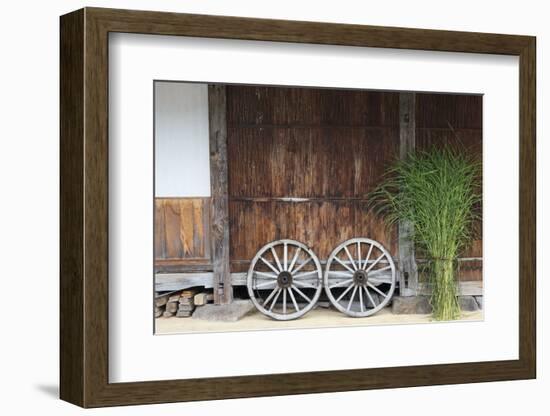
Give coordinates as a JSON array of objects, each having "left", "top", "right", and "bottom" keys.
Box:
[
  {"left": 518, "top": 39, "right": 536, "bottom": 374},
  {"left": 60, "top": 9, "right": 85, "bottom": 407},
  {"left": 154, "top": 199, "right": 166, "bottom": 259},
  {"left": 209, "top": 85, "right": 232, "bottom": 304},
  {"left": 398, "top": 92, "right": 418, "bottom": 296}
]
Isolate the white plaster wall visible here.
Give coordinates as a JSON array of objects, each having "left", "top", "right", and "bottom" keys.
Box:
[{"left": 154, "top": 82, "right": 211, "bottom": 197}]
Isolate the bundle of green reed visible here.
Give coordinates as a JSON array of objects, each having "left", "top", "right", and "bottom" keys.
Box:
[{"left": 370, "top": 146, "right": 481, "bottom": 320}]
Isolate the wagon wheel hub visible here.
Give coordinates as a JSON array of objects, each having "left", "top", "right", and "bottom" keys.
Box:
[
  {"left": 353, "top": 269, "right": 368, "bottom": 285},
  {"left": 247, "top": 239, "right": 323, "bottom": 321},
  {"left": 324, "top": 238, "right": 397, "bottom": 318},
  {"left": 277, "top": 271, "right": 293, "bottom": 288}
]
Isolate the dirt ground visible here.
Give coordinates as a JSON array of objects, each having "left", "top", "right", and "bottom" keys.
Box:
[{"left": 155, "top": 306, "right": 483, "bottom": 335}]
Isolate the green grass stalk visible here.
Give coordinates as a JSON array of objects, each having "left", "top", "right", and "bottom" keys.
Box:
[{"left": 369, "top": 146, "right": 481, "bottom": 321}]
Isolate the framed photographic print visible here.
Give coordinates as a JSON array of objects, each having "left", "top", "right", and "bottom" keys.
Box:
[{"left": 60, "top": 7, "right": 536, "bottom": 408}]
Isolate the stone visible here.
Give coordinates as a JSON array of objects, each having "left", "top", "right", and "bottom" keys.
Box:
[
  {"left": 168, "top": 294, "right": 181, "bottom": 303},
  {"left": 181, "top": 289, "right": 199, "bottom": 298},
  {"left": 458, "top": 296, "right": 479, "bottom": 311},
  {"left": 192, "top": 300, "right": 255, "bottom": 322},
  {"left": 316, "top": 301, "right": 331, "bottom": 309},
  {"left": 162, "top": 310, "right": 175, "bottom": 318},
  {"left": 391, "top": 296, "right": 432, "bottom": 314},
  {"left": 194, "top": 292, "right": 209, "bottom": 306},
  {"left": 155, "top": 295, "right": 168, "bottom": 307},
  {"left": 166, "top": 301, "right": 178, "bottom": 313},
  {"left": 178, "top": 304, "right": 195, "bottom": 312},
  {"left": 179, "top": 297, "right": 195, "bottom": 306},
  {"left": 474, "top": 296, "right": 483, "bottom": 309},
  {"left": 155, "top": 308, "right": 163, "bottom": 318},
  {"left": 176, "top": 310, "right": 192, "bottom": 318}
]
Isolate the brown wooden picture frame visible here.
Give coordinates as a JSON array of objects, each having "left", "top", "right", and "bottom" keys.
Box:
[{"left": 60, "top": 7, "right": 536, "bottom": 408}]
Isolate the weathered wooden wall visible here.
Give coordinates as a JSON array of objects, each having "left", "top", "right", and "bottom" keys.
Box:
[
  {"left": 154, "top": 87, "right": 483, "bottom": 283},
  {"left": 226, "top": 87, "right": 482, "bottom": 281},
  {"left": 154, "top": 198, "right": 212, "bottom": 272},
  {"left": 227, "top": 86, "right": 399, "bottom": 272}
]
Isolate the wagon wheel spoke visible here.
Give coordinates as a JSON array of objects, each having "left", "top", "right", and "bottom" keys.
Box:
[
  {"left": 334, "top": 256, "right": 355, "bottom": 274},
  {"left": 248, "top": 240, "right": 322, "bottom": 321},
  {"left": 293, "top": 270, "right": 318, "bottom": 279},
  {"left": 260, "top": 256, "right": 281, "bottom": 274},
  {"left": 291, "top": 256, "right": 312, "bottom": 274},
  {"left": 368, "top": 265, "right": 392, "bottom": 276},
  {"left": 324, "top": 238, "right": 396, "bottom": 317},
  {"left": 288, "top": 247, "right": 301, "bottom": 272},
  {"left": 364, "top": 286, "right": 378, "bottom": 307},
  {"left": 288, "top": 287, "right": 300, "bottom": 312},
  {"left": 367, "top": 282, "right": 388, "bottom": 299},
  {"left": 329, "top": 278, "right": 354, "bottom": 289},
  {"left": 255, "top": 280, "right": 277, "bottom": 289},
  {"left": 347, "top": 286, "right": 358, "bottom": 311},
  {"left": 335, "top": 283, "right": 355, "bottom": 303},
  {"left": 328, "top": 270, "right": 353, "bottom": 278},
  {"left": 343, "top": 246, "right": 358, "bottom": 270},
  {"left": 283, "top": 243, "right": 288, "bottom": 271},
  {"left": 271, "top": 247, "right": 283, "bottom": 272},
  {"left": 254, "top": 271, "right": 278, "bottom": 279},
  {"left": 357, "top": 241, "right": 362, "bottom": 269},
  {"left": 365, "top": 253, "right": 385, "bottom": 273},
  {"left": 293, "top": 280, "right": 318, "bottom": 289},
  {"left": 369, "top": 276, "right": 392, "bottom": 286},
  {"left": 362, "top": 244, "right": 374, "bottom": 270},
  {"left": 269, "top": 288, "right": 282, "bottom": 312},
  {"left": 263, "top": 286, "right": 280, "bottom": 307},
  {"left": 291, "top": 284, "right": 312, "bottom": 303}
]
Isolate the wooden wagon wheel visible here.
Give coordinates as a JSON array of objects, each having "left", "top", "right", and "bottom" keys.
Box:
[
  {"left": 247, "top": 239, "right": 323, "bottom": 321},
  {"left": 324, "top": 238, "right": 396, "bottom": 317}
]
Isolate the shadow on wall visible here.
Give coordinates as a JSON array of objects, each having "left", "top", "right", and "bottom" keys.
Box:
[{"left": 34, "top": 384, "right": 58, "bottom": 399}]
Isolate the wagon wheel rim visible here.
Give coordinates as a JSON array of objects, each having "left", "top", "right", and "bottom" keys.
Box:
[
  {"left": 247, "top": 239, "right": 323, "bottom": 321},
  {"left": 324, "top": 238, "right": 396, "bottom": 317}
]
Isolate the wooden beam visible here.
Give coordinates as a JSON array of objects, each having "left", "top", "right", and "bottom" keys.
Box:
[
  {"left": 155, "top": 272, "right": 483, "bottom": 295},
  {"left": 155, "top": 272, "right": 215, "bottom": 291},
  {"left": 208, "top": 85, "right": 232, "bottom": 304},
  {"left": 398, "top": 92, "right": 418, "bottom": 296},
  {"left": 60, "top": 9, "right": 85, "bottom": 407},
  {"left": 154, "top": 272, "right": 245, "bottom": 292},
  {"left": 419, "top": 280, "right": 483, "bottom": 297}
]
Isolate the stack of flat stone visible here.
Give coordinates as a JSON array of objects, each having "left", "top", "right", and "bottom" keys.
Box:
[
  {"left": 163, "top": 293, "right": 182, "bottom": 317},
  {"left": 154, "top": 289, "right": 227, "bottom": 318},
  {"left": 194, "top": 291, "right": 214, "bottom": 306},
  {"left": 155, "top": 293, "right": 169, "bottom": 318},
  {"left": 176, "top": 289, "right": 198, "bottom": 317}
]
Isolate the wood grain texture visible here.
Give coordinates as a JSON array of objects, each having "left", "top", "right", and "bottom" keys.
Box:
[
  {"left": 518, "top": 38, "right": 536, "bottom": 377},
  {"left": 209, "top": 85, "right": 232, "bottom": 304},
  {"left": 226, "top": 87, "right": 481, "bottom": 281},
  {"left": 227, "top": 85, "right": 399, "bottom": 271},
  {"left": 229, "top": 200, "right": 396, "bottom": 272},
  {"left": 60, "top": 7, "right": 536, "bottom": 407},
  {"left": 154, "top": 198, "right": 211, "bottom": 273},
  {"left": 398, "top": 92, "right": 419, "bottom": 295},
  {"left": 59, "top": 8, "right": 84, "bottom": 406}
]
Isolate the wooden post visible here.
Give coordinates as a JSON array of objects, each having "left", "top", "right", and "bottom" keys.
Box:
[
  {"left": 398, "top": 92, "right": 418, "bottom": 296},
  {"left": 208, "top": 85, "right": 232, "bottom": 304}
]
